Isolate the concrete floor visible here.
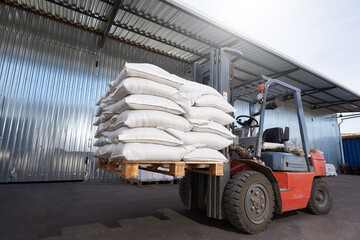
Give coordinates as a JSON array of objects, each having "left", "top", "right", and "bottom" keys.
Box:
[{"left": 0, "top": 175, "right": 359, "bottom": 240}]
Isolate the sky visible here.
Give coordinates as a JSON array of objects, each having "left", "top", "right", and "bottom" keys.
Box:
[{"left": 180, "top": 0, "right": 360, "bottom": 133}]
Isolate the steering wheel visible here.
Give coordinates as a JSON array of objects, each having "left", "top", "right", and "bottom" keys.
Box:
[{"left": 236, "top": 115, "right": 259, "bottom": 127}]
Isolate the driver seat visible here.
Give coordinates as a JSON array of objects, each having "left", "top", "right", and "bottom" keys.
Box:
[
  {"left": 262, "top": 127, "right": 289, "bottom": 151},
  {"left": 263, "top": 127, "right": 284, "bottom": 143}
]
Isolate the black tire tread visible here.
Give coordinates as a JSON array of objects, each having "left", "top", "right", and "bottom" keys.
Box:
[
  {"left": 306, "top": 178, "right": 332, "bottom": 215},
  {"left": 223, "top": 171, "right": 275, "bottom": 234}
]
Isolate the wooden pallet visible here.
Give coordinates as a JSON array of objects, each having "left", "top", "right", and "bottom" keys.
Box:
[
  {"left": 125, "top": 179, "right": 174, "bottom": 186},
  {"left": 97, "top": 158, "right": 223, "bottom": 179}
]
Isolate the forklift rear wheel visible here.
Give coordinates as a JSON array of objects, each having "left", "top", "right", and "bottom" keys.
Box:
[
  {"left": 224, "top": 171, "right": 274, "bottom": 234},
  {"left": 307, "top": 178, "right": 332, "bottom": 215}
]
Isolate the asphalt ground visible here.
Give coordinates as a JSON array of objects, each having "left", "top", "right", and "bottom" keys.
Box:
[{"left": 0, "top": 174, "right": 359, "bottom": 240}]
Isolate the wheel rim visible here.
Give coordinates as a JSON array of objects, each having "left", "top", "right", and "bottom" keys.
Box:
[
  {"left": 315, "top": 189, "right": 328, "bottom": 207},
  {"left": 245, "top": 183, "right": 269, "bottom": 224}
]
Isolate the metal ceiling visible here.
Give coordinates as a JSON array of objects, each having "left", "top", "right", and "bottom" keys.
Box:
[{"left": 1, "top": 0, "right": 360, "bottom": 112}]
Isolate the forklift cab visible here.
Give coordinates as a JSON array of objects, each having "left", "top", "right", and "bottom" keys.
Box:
[
  {"left": 235, "top": 116, "right": 309, "bottom": 172},
  {"left": 233, "top": 76, "right": 313, "bottom": 173}
]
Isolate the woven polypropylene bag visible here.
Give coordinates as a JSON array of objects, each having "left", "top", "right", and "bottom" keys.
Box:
[{"left": 108, "top": 110, "right": 192, "bottom": 132}]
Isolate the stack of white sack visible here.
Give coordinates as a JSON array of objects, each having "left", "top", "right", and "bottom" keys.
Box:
[{"left": 93, "top": 63, "right": 236, "bottom": 163}]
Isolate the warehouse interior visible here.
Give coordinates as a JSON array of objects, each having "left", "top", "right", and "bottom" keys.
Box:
[{"left": 1, "top": 0, "right": 360, "bottom": 183}]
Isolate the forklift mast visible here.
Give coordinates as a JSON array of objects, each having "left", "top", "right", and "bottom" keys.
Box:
[{"left": 185, "top": 48, "right": 241, "bottom": 219}]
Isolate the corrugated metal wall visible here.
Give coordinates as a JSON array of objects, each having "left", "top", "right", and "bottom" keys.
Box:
[
  {"left": 0, "top": 5, "right": 189, "bottom": 182},
  {"left": 234, "top": 100, "right": 343, "bottom": 167},
  {"left": 342, "top": 139, "right": 360, "bottom": 167},
  {"left": 0, "top": 5, "right": 343, "bottom": 182}
]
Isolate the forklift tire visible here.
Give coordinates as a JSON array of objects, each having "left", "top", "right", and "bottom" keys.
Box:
[
  {"left": 224, "top": 171, "right": 274, "bottom": 234},
  {"left": 306, "top": 178, "right": 332, "bottom": 215},
  {"left": 179, "top": 177, "right": 187, "bottom": 207}
]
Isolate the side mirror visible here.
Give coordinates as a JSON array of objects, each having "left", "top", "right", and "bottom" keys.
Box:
[{"left": 284, "top": 127, "right": 290, "bottom": 142}]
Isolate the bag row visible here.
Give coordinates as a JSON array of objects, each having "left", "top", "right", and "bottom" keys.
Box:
[
  {"left": 94, "top": 142, "right": 228, "bottom": 162},
  {"left": 96, "top": 63, "right": 235, "bottom": 112},
  {"left": 94, "top": 126, "right": 234, "bottom": 150},
  {"left": 94, "top": 110, "right": 235, "bottom": 139}
]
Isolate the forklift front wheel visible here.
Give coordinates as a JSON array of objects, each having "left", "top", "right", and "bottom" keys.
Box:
[
  {"left": 224, "top": 171, "right": 275, "bottom": 234},
  {"left": 306, "top": 178, "right": 332, "bottom": 215}
]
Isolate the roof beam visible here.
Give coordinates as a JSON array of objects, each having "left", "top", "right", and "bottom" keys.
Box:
[
  {"left": 108, "top": 36, "right": 190, "bottom": 63},
  {"left": 301, "top": 86, "right": 337, "bottom": 97},
  {"left": 233, "top": 54, "right": 348, "bottom": 107},
  {"left": 273, "top": 86, "right": 338, "bottom": 102},
  {"left": 312, "top": 99, "right": 360, "bottom": 110},
  {"left": 276, "top": 76, "right": 351, "bottom": 112},
  {"left": 1, "top": 0, "right": 103, "bottom": 34},
  {"left": 239, "top": 56, "right": 277, "bottom": 73},
  {"left": 236, "top": 57, "right": 341, "bottom": 102},
  {"left": 112, "top": 22, "right": 202, "bottom": 56},
  {"left": 2, "top": 0, "right": 192, "bottom": 65},
  {"left": 233, "top": 75, "right": 351, "bottom": 112},
  {"left": 117, "top": 4, "right": 217, "bottom": 49},
  {"left": 45, "top": 0, "right": 107, "bottom": 21},
  {"left": 234, "top": 66, "right": 258, "bottom": 78},
  {"left": 99, "top": 0, "right": 122, "bottom": 49},
  {"left": 270, "top": 68, "right": 300, "bottom": 78},
  {"left": 241, "top": 59, "right": 347, "bottom": 106},
  {"left": 100, "top": 0, "right": 114, "bottom": 5},
  {"left": 233, "top": 68, "right": 299, "bottom": 89}
]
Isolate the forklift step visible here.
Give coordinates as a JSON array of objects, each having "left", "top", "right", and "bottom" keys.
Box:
[{"left": 97, "top": 158, "right": 224, "bottom": 179}]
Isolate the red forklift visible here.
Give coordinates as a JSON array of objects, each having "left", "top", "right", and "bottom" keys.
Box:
[{"left": 180, "top": 48, "right": 332, "bottom": 234}]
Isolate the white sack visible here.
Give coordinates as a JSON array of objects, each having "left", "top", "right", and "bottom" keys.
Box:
[
  {"left": 96, "top": 91, "right": 112, "bottom": 106},
  {"left": 183, "top": 148, "right": 228, "bottom": 162},
  {"left": 93, "top": 144, "right": 114, "bottom": 159},
  {"left": 177, "top": 78, "right": 223, "bottom": 97},
  {"left": 110, "top": 143, "right": 200, "bottom": 161},
  {"left": 101, "top": 128, "right": 124, "bottom": 140},
  {"left": 170, "top": 92, "right": 193, "bottom": 112},
  {"left": 190, "top": 119, "right": 236, "bottom": 139},
  {"left": 195, "top": 94, "right": 236, "bottom": 113},
  {"left": 95, "top": 107, "right": 103, "bottom": 117},
  {"left": 116, "top": 127, "right": 183, "bottom": 146},
  {"left": 100, "top": 77, "right": 179, "bottom": 107},
  {"left": 184, "top": 107, "right": 235, "bottom": 125},
  {"left": 94, "top": 120, "right": 111, "bottom": 138},
  {"left": 108, "top": 63, "right": 183, "bottom": 89},
  {"left": 93, "top": 136, "right": 115, "bottom": 147},
  {"left": 109, "top": 110, "right": 192, "bottom": 132},
  {"left": 176, "top": 92, "right": 203, "bottom": 105},
  {"left": 93, "top": 115, "right": 105, "bottom": 126},
  {"left": 103, "top": 94, "right": 185, "bottom": 116},
  {"left": 165, "top": 128, "right": 233, "bottom": 150},
  {"left": 326, "top": 163, "right": 337, "bottom": 176}
]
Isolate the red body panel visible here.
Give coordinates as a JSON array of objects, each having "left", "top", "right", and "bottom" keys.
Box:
[
  {"left": 273, "top": 172, "right": 315, "bottom": 212},
  {"left": 230, "top": 150, "right": 327, "bottom": 213},
  {"left": 311, "top": 150, "right": 326, "bottom": 176}
]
